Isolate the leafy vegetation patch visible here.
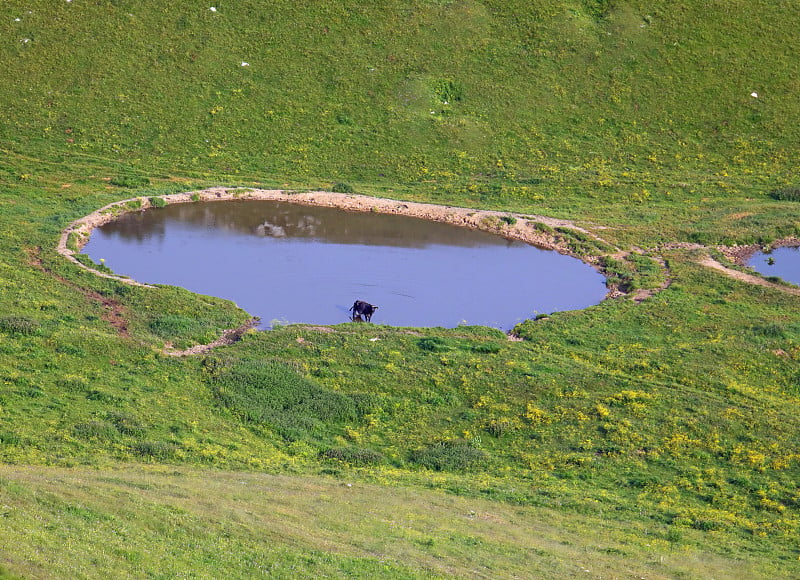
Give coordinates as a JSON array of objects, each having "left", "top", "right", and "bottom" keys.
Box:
[
  {"left": 0, "top": 316, "right": 40, "bottom": 336},
  {"left": 204, "top": 359, "right": 372, "bottom": 442},
  {"left": 410, "top": 439, "right": 488, "bottom": 472},
  {"left": 110, "top": 175, "right": 150, "bottom": 188},
  {"left": 769, "top": 187, "right": 800, "bottom": 202}
]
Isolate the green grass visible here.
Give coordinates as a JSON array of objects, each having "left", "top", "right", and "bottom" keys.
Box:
[
  {"left": 2, "top": 0, "right": 800, "bottom": 577},
  {"left": 0, "top": 465, "right": 780, "bottom": 579}
]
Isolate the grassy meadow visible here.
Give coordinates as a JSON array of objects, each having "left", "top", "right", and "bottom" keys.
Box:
[{"left": 1, "top": 0, "right": 800, "bottom": 577}]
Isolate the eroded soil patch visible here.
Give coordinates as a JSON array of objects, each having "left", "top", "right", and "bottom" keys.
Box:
[{"left": 26, "top": 246, "right": 130, "bottom": 337}]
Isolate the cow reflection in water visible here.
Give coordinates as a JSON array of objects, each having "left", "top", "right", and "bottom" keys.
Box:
[{"left": 349, "top": 300, "right": 378, "bottom": 322}]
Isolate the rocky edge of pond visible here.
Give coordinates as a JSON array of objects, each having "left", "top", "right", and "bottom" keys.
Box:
[{"left": 57, "top": 187, "right": 800, "bottom": 353}]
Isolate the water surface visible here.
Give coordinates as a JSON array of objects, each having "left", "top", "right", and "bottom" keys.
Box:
[
  {"left": 747, "top": 246, "right": 800, "bottom": 286},
  {"left": 84, "top": 201, "right": 607, "bottom": 329}
]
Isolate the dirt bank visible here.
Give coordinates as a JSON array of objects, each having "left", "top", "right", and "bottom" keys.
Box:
[{"left": 715, "top": 237, "right": 800, "bottom": 266}]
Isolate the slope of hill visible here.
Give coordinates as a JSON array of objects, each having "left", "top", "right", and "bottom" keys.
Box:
[{"left": 1, "top": 1, "right": 799, "bottom": 577}]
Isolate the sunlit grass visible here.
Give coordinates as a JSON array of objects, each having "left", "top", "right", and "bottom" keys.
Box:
[{"left": 1, "top": 0, "right": 800, "bottom": 577}]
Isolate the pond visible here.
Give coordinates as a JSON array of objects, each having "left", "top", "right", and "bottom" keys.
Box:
[
  {"left": 747, "top": 245, "right": 800, "bottom": 286},
  {"left": 83, "top": 200, "right": 608, "bottom": 330}
]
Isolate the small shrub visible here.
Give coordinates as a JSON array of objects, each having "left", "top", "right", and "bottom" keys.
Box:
[
  {"left": 417, "top": 337, "right": 451, "bottom": 352},
  {"left": 73, "top": 421, "right": 118, "bottom": 441},
  {"left": 750, "top": 323, "right": 786, "bottom": 338},
  {"left": 769, "top": 187, "right": 800, "bottom": 202},
  {"left": 499, "top": 215, "right": 517, "bottom": 226},
  {"left": 0, "top": 316, "right": 40, "bottom": 336},
  {"left": 148, "top": 314, "right": 202, "bottom": 338},
  {"left": 432, "top": 78, "right": 464, "bottom": 104},
  {"left": 410, "top": 439, "right": 488, "bottom": 472},
  {"left": 149, "top": 196, "right": 168, "bottom": 208},
  {"left": 190, "top": 193, "right": 201, "bottom": 202},
  {"left": 206, "top": 360, "right": 365, "bottom": 440},
  {"left": 55, "top": 375, "right": 89, "bottom": 391},
  {"left": 583, "top": 0, "right": 614, "bottom": 20},
  {"left": 335, "top": 113, "right": 353, "bottom": 126},
  {"left": 484, "top": 418, "right": 515, "bottom": 437},
  {"left": 131, "top": 440, "right": 178, "bottom": 460},
  {"left": 0, "top": 432, "right": 22, "bottom": 446},
  {"left": 111, "top": 175, "right": 150, "bottom": 188},
  {"left": 107, "top": 412, "right": 146, "bottom": 437},
  {"left": 472, "top": 342, "right": 502, "bottom": 354},
  {"left": 331, "top": 182, "right": 354, "bottom": 194},
  {"left": 531, "top": 221, "right": 554, "bottom": 234},
  {"left": 320, "top": 446, "right": 385, "bottom": 466}
]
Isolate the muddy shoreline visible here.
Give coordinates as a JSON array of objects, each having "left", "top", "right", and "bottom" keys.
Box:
[
  {"left": 716, "top": 237, "right": 800, "bottom": 266},
  {"left": 58, "top": 186, "right": 614, "bottom": 286}
]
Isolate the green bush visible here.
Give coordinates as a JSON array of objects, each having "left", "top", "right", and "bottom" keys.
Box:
[
  {"left": 320, "top": 446, "right": 385, "bottom": 466},
  {"left": 107, "top": 412, "right": 147, "bottom": 437},
  {"left": 0, "top": 432, "right": 22, "bottom": 446},
  {"left": 500, "top": 215, "right": 517, "bottom": 226},
  {"left": 0, "top": 316, "right": 40, "bottom": 336},
  {"left": 410, "top": 439, "right": 488, "bottom": 472},
  {"left": 417, "top": 337, "right": 451, "bottom": 352},
  {"left": 750, "top": 323, "right": 786, "bottom": 338},
  {"left": 432, "top": 79, "right": 464, "bottom": 104},
  {"left": 110, "top": 175, "right": 150, "bottom": 188},
  {"left": 472, "top": 342, "right": 502, "bottom": 354},
  {"left": 331, "top": 182, "right": 354, "bottom": 194},
  {"left": 131, "top": 440, "right": 178, "bottom": 460},
  {"left": 73, "top": 421, "right": 118, "bottom": 441},
  {"left": 207, "top": 360, "right": 367, "bottom": 440},
  {"left": 531, "top": 221, "right": 554, "bottom": 234},
  {"left": 149, "top": 196, "right": 168, "bottom": 208},
  {"left": 149, "top": 315, "right": 202, "bottom": 338},
  {"left": 769, "top": 187, "right": 800, "bottom": 202}
]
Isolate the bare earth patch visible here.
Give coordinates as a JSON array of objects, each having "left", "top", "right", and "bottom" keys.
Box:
[{"left": 163, "top": 318, "right": 259, "bottom": 357}]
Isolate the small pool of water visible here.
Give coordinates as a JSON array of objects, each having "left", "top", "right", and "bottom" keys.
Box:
[
  {"left": 83, "top": 201, "right": 608, "bottom": 330},
  {"left": 747, "top": 246, "right": 800, "bottom": 286}
]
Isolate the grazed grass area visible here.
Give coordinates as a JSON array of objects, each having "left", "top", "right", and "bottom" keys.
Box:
[
  {"left": 1, "top": 0, "right": 800, "bottom": 578},
  {"left": 0, "top": 465, "right": 776, "bottom": 579}
]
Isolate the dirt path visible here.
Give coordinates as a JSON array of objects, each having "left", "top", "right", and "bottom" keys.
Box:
[
  {"left": 657, "top": 241, "right": 800, "bottom": 296},
  {"left": 696, "top": 255, "right": 800, "bottom": 296},
  {"left": 163, "top": 318, "right": 259, "bottom": 357}
]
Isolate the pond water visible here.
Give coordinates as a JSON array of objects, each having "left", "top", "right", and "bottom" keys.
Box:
[
  {"left": 747, "top": 246, "right": 800, "bottom": 286},
  {"left": 83, "top": 201, "right": 607, "bottom": 330}
]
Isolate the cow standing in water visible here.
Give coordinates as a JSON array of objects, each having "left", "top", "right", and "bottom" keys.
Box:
[{"left": 349, "top": 300, "right": 378, "bottom": 322}]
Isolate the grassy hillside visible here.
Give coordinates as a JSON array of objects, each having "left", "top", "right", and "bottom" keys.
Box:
[{"left": 1, "top": 1, "right": 800, "bottom": 578}]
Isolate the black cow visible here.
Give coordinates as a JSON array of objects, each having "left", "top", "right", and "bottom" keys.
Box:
[{"left": 349, "top": 300, "right": 378, "bottom": 322}]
